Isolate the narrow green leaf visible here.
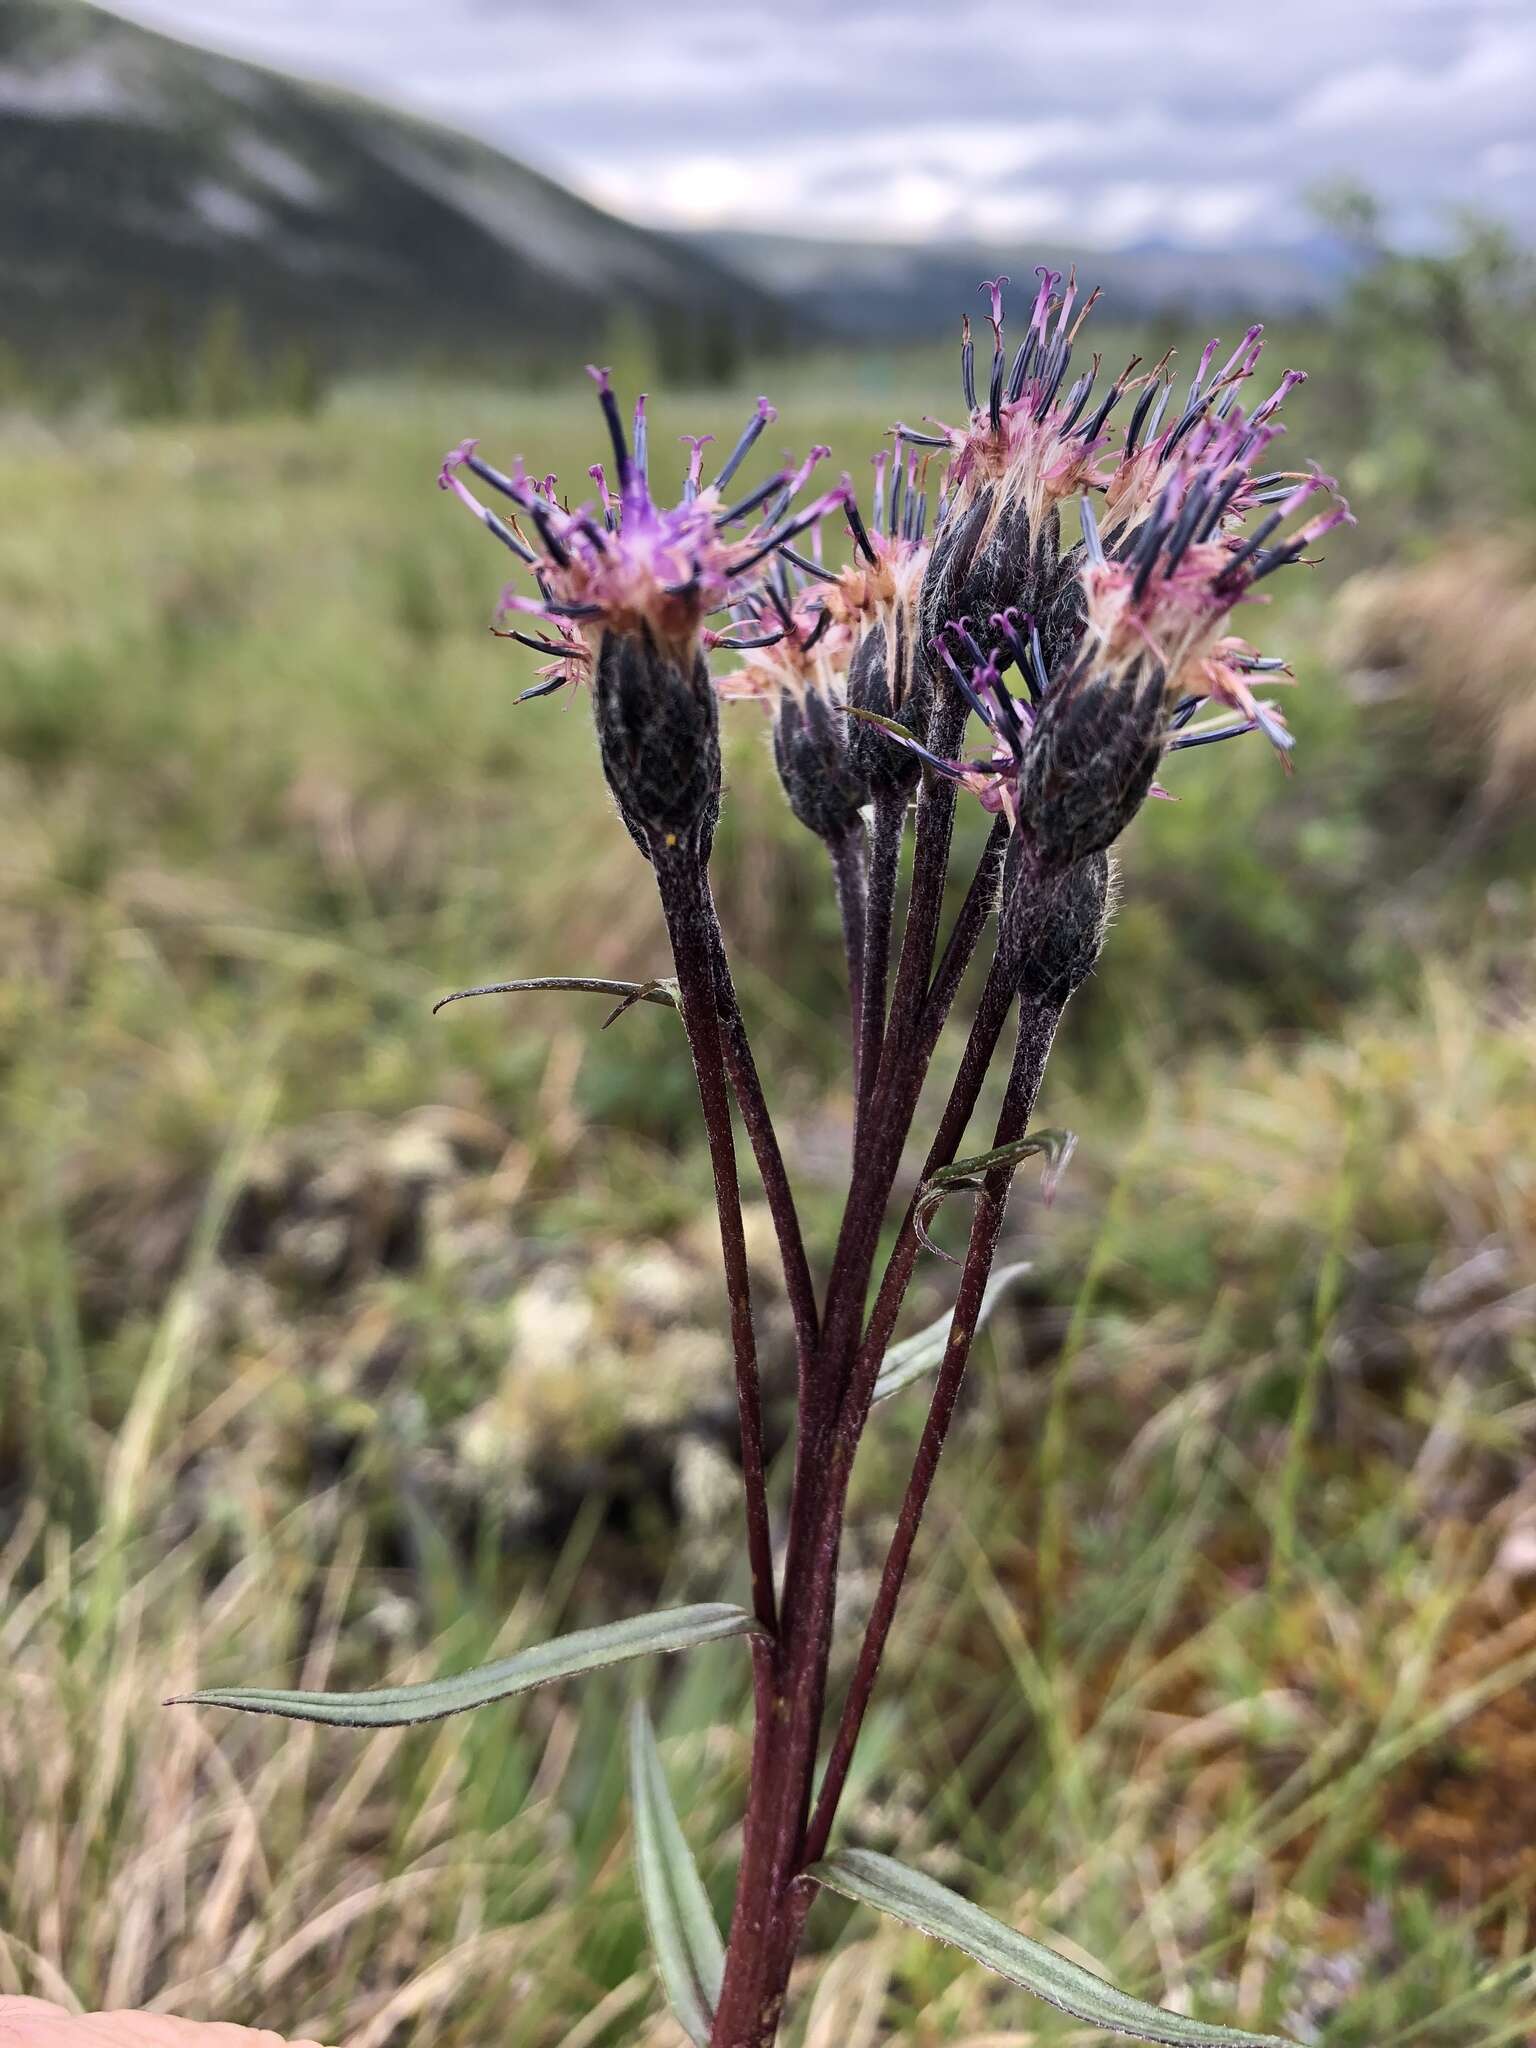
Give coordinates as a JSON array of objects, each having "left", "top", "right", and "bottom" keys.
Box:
[
  {"left": 872, "top": 1261, "right": 1033, "bottom": 1404},
  {"left": 914, "top": 1129, "right": 1077, "bottom": 1260},
  {"left": 809, "top": 1849, "right": 1292, "bottom": 2048},
  {"left": 432, "top": 975, "right": 679, "bottom": 1019},
  {"left": 925, "top": 1126, "right": 1077, "bottom": 1196},
  {"left": 627, "top": 1702, "right": 724, "bottom": 2048},
  {"left": 169, "top": 1603, "right": 756, "bottom": 1728}
]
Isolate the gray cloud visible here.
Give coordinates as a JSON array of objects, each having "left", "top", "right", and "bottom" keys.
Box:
[{"left": 103, "top": 0, "right": 1536, "bottom": 249}]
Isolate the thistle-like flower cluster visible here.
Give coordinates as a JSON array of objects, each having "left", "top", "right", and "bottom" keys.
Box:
[
  {"left": 426, "top": 266, "right": 1357, "bottom": 2048},
  {"left": 439, "top": 269, "right": 1351, "bottom": 873}
]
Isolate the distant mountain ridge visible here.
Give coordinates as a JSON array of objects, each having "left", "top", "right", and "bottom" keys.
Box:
[
  {"left": 681, "top": 228, "right": 1358, "bottom": 337},
  {"left": 0, "top": 0, "right": 790, "bottom": 373}
]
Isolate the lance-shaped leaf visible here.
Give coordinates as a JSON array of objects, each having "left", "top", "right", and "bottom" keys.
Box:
[
  {"left": 872, "top": 1261, "right": 1033, "bottom": 1404},
  {"left": 914, "top": 1128, "right": 1077, "bottom": 1262},
  {"left": 432, "top": 975, "right": 680, "bottom": 1024},
  {"left": 169, "top": 1604, "right": 756, "bottom": 1728},
  {"left": 808, "top": 1850, "right": 1292, "bottom": 2048},
  {"left": 628, "top": 1702, "right": 724, "bottom": 2048}
]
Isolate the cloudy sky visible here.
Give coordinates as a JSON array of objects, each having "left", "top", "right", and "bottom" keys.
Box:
[{"left": 105, "top": 0, "right": 1534, "bottom": 250}]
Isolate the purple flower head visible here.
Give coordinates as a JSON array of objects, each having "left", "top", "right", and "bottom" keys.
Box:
[
  {"left": 711, "top": 582, "right": 857, "bottom": 710},
  {"left": 1076, "top": 455, "right": 1354, "bottom": 742},
  {"left": 931, "top": 267, "right": 1109, "bottom": 544},
  {"left": 1095, "top": 331, "right": 1311, "bottom": 552},
  {"left": 438, "top": 374, "right": 849, "bottom": 689}
]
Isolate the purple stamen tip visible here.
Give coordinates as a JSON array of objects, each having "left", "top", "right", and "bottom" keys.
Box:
[
  {"left": 586, "top": 364, "right": 613, "bottom": 394},
  {"left": 756, "top": 397, "right": 777, "bottom": 424},
  {"left": 438, "top": 438, "right": 478, "bottom": 489}
]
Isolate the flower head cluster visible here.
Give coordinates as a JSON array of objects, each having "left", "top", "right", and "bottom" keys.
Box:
[
  {"left": 871, "top": 433, "right": 1350, "bottom": 864},
  {"left": 439, "top": 269, "right": 1350, "bottom": 867}
]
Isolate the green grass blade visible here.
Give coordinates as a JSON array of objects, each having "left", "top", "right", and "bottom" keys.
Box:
[
  {"left": 170, "top": 1603, "right": 757, "bottom": 1727},
  {"left": 809, "top": 1848, "right": 1292, "bottom": 2048},
  {"left": 627, "top": 1701, "right": 724, "bottom": 2048},
  {"left": 872, "top": 1261, "right": 1032, "bottom": 1404}
]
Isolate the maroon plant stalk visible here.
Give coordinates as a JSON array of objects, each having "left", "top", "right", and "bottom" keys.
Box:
[
  {"left": 712, "top": 989, "right": 1059, "bottom": 2047},
  {"left": 804, "top": 992, "right": 1061, "bottom": 1864},
  {"left": 834, "top": 953, "right": 1026, "bottom": 1437},
  {"left": 810, "top": 688, "right": 974, "bottom": 1409},
  {"left": 926, "top": 815, "right": 1009, "bottom": 1028},
  {"left": 856, "top": 794, "right": 906, "bottom": 1126},
  {"left": 712, "top": 873, "right": 1033, "bottom": 2048},
  {"left": 827, "top": 823, "right": 870, "bottom": 1102},
  {"left": 706, "top": 914, "right": 821, "bottom": 1362},
  {"left": 649, "top": 842, "right": 777, "bottom": 1642},
  {"left": 871, "top": 689, "right": 969, "bottom": 1098}
]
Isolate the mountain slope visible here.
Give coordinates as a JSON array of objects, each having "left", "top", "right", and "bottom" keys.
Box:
[
  {"left": 683, "top": 228, "right": 1354, "bottom": 336},
  {"left": 0, "top": 0, "right": 790, "bottom": 372}
]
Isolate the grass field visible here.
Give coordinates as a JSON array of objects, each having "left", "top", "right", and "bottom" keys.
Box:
[{"left": 2, "top": 357, "right": 1534, "bottom": 2046}]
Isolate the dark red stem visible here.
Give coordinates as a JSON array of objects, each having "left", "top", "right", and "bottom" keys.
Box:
[
  {"left": 803, "top": 994, "right": 1061, "bottom": 1863},
  {"left": 710, "top": 930, "right": 1030, "bottom": 2048},
  {"left": 828, "top": 822, "right": 869, "bottom": 1103},
  {"left": 652, "top": 844, "right": 777, "bottom": 1641},
  {"left": 856, "top": 794, "right": 906, "bottom": 1130},
  {"left": 707, "top": 912, "right": 821, "bottom": 1364}
]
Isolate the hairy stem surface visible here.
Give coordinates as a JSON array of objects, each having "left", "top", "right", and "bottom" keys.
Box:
[
  {"left": 828, "top": 822, "right": 869, "bottom": 1101},
  {"left": 707, "top": 911, "right": 820, "bottom": 1364},
  {"left": 857, "top": 795, "right": 906, "bottom": 1129},
  {"left": 652, "top": 844, "right": 777, "bottom": 1641},
  {"left": 805, "top": 996, "right": 1060, "bottom": 1861}
]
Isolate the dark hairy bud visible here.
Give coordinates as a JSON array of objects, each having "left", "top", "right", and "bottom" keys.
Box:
[
  {"left": 1020, "top": 665, "right": 1165, "bottom": 868},
  {"left": 1002, "top": 847, "right": 1111, "bottom": 1004},
  {"left": 846, "top": 624, "right": 930, "bottom": 800},
  {"left": 772, "top": 689, "right": 870, "bottom": 842},
  {"left": 593, "top": 627, "right": 722, "bottom": 857},
  {"left": 919, "top": 496, "right": 1084, "bottom": 672}
]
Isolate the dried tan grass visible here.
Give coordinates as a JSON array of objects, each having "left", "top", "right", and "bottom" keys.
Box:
[{"left": 1331, "top": 530, "right": 1536, "bottom": 826}]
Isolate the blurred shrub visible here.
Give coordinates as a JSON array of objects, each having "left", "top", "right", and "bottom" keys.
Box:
[
  {"left": 1310, "top": 187, "right": 1536, "bottom": 541},
  {"left": 1330, "top": 529, "right": 1536, "bottom": 852},
  {"left": 114, "top": 295, "right": 330, "bottom": 423}
]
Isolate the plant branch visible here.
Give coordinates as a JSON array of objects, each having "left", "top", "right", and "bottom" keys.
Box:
[
  {"left": 813, "top": 713, "right": 975, "bottom": 1418},
  {"left": 651, "top": 843, "right": 777, "bottom": 1641},
  {"left": 706, "top": 910, "right": 821, "bottom": 1365},
  {"left": 924, "top": 815, "right": 1010, "bottom": 1041},
  {"left": 840, "top": 955, "right": 1026, "bottom": 1411},
  {"left": 857, "top": 794, "right": 906, "bottom": 1129},
  {"left": 828, "top": 822, "right": 869, "bottom": 1104},
  {"left": 803, "top": 995, "right": 1060, "bottom": 1862},
  {"left": 875, "top": 690, "right": 968, "bottom": 1099}
]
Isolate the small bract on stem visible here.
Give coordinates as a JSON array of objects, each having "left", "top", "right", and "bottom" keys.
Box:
[{"left": 179, "top": 277, "right": 1350, "bottom": 2048}]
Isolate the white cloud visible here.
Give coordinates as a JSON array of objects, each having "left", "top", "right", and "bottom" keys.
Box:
[{"left": 102, "top": 0, "right": 1536, "bottom": 249}]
